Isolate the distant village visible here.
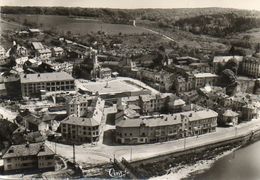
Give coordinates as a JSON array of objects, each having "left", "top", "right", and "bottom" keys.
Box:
[{"left": 0, "top": 26, "right": 260, "bottom": 177}]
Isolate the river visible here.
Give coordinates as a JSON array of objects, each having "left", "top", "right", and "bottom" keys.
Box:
[{"left": 191, "top": 141, "right": 260, "bottom": 180}]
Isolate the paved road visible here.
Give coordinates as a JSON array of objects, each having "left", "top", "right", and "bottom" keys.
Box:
[{"left": 46, "top": 118, "right": 260, "bottom": 165}]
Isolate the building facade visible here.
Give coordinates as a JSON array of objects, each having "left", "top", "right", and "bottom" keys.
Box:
[
  {"left": 115, "top": 109, "right": 218, "bottom": 144},
  {"left": 193, "top": 73, "right": 218, "bottom": 89},
  {"left": 66, "top": 95, "right": 104, "bottom": 117},
  {"left": 2, "top": 142, "right": 55, "bottom": 171},
  {"left": 61, "top": 95, "right": 105, "bottom": 143},
  {"left": 20, "top": 72, "right": 75, "bottom": 97}
]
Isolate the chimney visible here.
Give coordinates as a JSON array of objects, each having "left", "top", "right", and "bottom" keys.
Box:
[
  {"left": 24, "top": 74, "right": 27, "bottom": 78},
  {"left": 38, "top": 74, "right": 40, "bottom": 77},
  {"left": 40, "top": 144, "right": 45, "bottom": 151},
  {"left": 25, "top": 141, "right": 30, "bottom": 148}
]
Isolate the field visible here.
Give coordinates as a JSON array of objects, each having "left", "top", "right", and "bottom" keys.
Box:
[
  {"left": 0, "top": 18, "right": 23, "bottom": 32},
  {"left": 1, "top": 14, "right": 151, "bottom": 35}
]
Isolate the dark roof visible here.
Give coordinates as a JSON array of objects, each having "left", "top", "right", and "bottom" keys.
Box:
[
  {"left": 2, "top": 142, "right": 54, "bottom": 158},
  {"left": 24, "top": 114, "right": 55, "bottom": 125},
  {"left": 61, "top": 114, "right": 100, "bottom": 127}
]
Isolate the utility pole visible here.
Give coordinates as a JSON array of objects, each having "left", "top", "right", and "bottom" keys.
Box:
[
  {"left": 130, "top": 147, "right": 133, "bottom": 162},
  {"left": 73, "top": 144, "right": 76, "bottom": 164}
]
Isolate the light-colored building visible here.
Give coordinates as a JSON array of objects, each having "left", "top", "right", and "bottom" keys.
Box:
[
  {"left": 61, "top": 94, "right": 105, "bottom": 143},
  {"left": 32, "top": 42, "right": 44, "bottom": 51},
  {"left": 193, "top": 73, "right": 218, "bottom": 88},
  {"left": 0, "top": 46, "right": 6, "bottom": 58},
  {"left": 60, "top": 115, "right": 101, "bottom": 143},
  {"left": 99, "top": 67, "right": 112, "bottom": 79},
  {"left": 28, "top": 28, "right": 41, "bottom": 35},
  {"left": 2, "top": 142, "right": 55, "bottom": 171},
  {"left": 242, "top": 104, "right": 258, "bottom": 121},
  {"left": 37, "top": 48, "right": 52, "bottom": 59},
  {"left": 115, "top": 109, "right": 218, "bottom": 144},
  {"left": 222, "top": 110, "right": 239, "bottom": 126},
  {"left": 66, "top": 95, "right": 105, "bottom": 117},
  {"left": 52, "top": 47, "right": 64, "bottom": 57},
  {"left": 20, "top": 72, "right": 74, "bottom": 97},
  {"left": 16, "top": 45, "right": 28, "bottom": 57},
  {"left": 31, "top": 42, "right": 51, "bottom": 59}
]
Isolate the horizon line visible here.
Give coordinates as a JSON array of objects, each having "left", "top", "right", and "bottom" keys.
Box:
[{"left": 0, "top": 6, "right": 259, "bottom": 12}]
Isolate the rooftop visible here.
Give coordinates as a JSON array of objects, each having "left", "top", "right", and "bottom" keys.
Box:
[
  {"left": 20, "top": 72, "right": 74, "bottom": 84},
  {"left": 68, "top": 95, "right": 97, "bottom": 105},
  {"left": 32, "top": 42, "right": 44, "bottom": 50},
  {"left": 38, "top": 48, "right": 51, "bottom": 54},
  {"left": 53, "top": 47, "right": 64, "bottom": 52},
  {"left": 80, "top": 79, "right": 144, "bottom": 95},
  {"left": 213, "top": 56, "right": 243, "bottom": 63},
  {"left": 194, "top": 73, "right": 218, "bottom": 78},
  {"left": 61, "top": 114, "right": 100, "bottom": 127},
  {"left": 28, "top": 28, "right": 41, "bottom": 33},
  {"left": 116, "top": 109, "right": 218, "bottom": 128},
  {"left": 2, "top": 142, "right": 54, "bottom": 159},
  {"left": 223, "top": 110, "right": 239, "bottom": 117}
]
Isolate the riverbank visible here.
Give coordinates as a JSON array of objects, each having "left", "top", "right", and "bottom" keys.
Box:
[
  {"left": 126, "top": 121, "right": 260, "bottom": 179},
  {"left": 151, "top": 147, "right": 239, "bottom": 180},
  {"left": 130, "top": 142, "right": 241, "bottom": 179}
]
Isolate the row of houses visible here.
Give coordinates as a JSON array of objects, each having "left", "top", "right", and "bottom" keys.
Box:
[
  {"left": 118, "top": 93, "right": 186, "bottom": 115},
  {"left": 31, "top": 42, "right": 64, "bottom": 60},
  {"left": 115, "top": 109, "right": 218, "bottom": 144}
]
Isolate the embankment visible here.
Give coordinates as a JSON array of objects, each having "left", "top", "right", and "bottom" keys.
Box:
[{"left": 121, "top": 128, "right": 260, "bottom": 179}]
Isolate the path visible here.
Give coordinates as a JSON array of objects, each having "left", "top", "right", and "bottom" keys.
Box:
[{"left": 138, "top": 26, "right": 176, "bottom": 43}]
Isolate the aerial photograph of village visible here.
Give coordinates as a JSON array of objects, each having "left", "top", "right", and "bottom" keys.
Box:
[{"left": 0, "top": 0, "right": 260, "bottom": 179}]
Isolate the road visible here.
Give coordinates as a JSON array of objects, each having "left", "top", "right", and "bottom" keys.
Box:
[
  {"left": 46, "top": 118, "right": 260, "bottom": 165},
  {"left": 139, "top": 26, "right": 177, "bottom": 43}
]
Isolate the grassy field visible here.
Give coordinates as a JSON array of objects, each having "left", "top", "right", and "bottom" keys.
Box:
[{"left": 2, "top": 14, "right": 150, "bottom": 35}]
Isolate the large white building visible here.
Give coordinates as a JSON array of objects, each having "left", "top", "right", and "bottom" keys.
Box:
[
  {"left": 61, "top": 95, "right": 105, "bottom": 143},
  {"left": 66, "top": 95, "right": 105, "bottom": 117},
  {"left": 20, "top": 72, "right": 74, "bottom": 97},
  {"left": 193, "top": 73, "right": 218, "bottom": 88}
]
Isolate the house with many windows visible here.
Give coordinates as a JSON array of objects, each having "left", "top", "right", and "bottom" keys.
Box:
[
  {"left": 20, "top": 72, "right": 74, "bottom": 97},
  {"left": 2, "top": 142, "right": 55, "bottom": 171},
  {"left": 60, "top": 95, "right": 105, "bottom": 143},
  {"left": 115, "top": 109, "right": 218, "bottom": 144}
]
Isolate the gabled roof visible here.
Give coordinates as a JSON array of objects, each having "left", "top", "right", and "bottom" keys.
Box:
[
  {"left": 2, "top": 142, "right": 54, "bottom": 159},
  {"left": 61, "top": 114, "right": 100, "bottom": 127},
  {"left": 223, "top": 110, "right": 239, "bottom": 117},
  {"left": 32, "top": 42, "right": 44, "bottom": 50}
]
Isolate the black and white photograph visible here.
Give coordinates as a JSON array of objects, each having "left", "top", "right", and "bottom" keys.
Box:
[{"left": 0, "top": 0, "right": 260, "bottom": 179}]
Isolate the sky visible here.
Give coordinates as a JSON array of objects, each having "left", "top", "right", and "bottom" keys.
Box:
[{"left": 0, "top": 0, "right": 260, "bottom": 11}]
